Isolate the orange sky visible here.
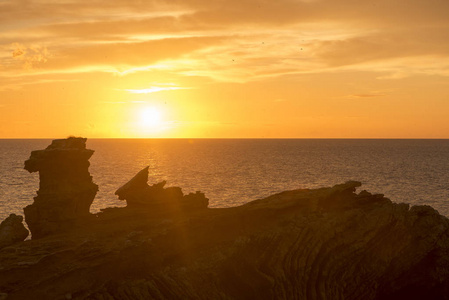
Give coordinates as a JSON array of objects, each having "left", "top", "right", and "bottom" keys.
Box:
[{"left": 1, "top": 0, "right": 448, "bottom": 138}]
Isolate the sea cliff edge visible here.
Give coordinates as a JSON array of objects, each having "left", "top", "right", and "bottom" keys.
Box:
[{"left": 0, "top": 137, "right": 448, "bottom": 300}]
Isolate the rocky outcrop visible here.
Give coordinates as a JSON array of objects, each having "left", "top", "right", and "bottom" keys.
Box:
[
  {"left": 1, "top": 140, "right": 448, "bottom": 299},
  {"left": 1, "top": 181, "right": 449, "bottom": 299},
  {"left": 23, "top": 137, "right": 98, "bottom": 239},
  {"left": 115, "top": 166, "right": 209, "bottom": 210},
  {"left": 0, "top": 214, "right": 28, "bottom": 249}
]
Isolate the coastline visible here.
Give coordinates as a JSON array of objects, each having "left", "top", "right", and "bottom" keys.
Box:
[{"left": 1, "top": 138, "right": 449, "bottom": 299}]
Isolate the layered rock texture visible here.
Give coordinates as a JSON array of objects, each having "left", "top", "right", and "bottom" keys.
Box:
[
  {"left": 23, "top": 137, "right": 98, "bottom": 238},
  {"left": 116, "top": 166, "right": 209, "bottom": 210},
  {"left": 0, "top": 214, "right": 28, "bottom": 249},
  {"left": 1, "top": 179, "right": 449, "bottom": 299}
]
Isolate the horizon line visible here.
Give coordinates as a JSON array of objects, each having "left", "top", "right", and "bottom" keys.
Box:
[{"left": 1, "top": 137, "right": 449, "bottom": 140}]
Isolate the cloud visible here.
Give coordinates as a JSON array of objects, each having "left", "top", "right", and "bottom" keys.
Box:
[
  {"left": 3, "top": 0, "right": 449, "bottom": 32},
  {"left": 349, "top": 93, "right": 386, "bottom": 99},
  {"left": 6, "top": 0, "right": 446, "bottom": 42},
  {"left": 123, "top": 86, "right": 190, "bottom": 94},
  {"left": 4, "top": 36, "right": 227, "bottom": 74},
  {"left": 99, "top": 101, "right": 127, "bottom": 104},
  {"left": 10, "top": 43, "right": 50, "bottom": 69},
  {"left": 0, "top": 74, "right": 78, "bottom": 91},
  {"left": 313, "top": 27, "right": 449, "bottom": 68},
  {"left": 2, "top": 0, "right": 449, "bottom": 82},
  {"left": 12, "top": 47, "right": 24, "bottom": 58}
]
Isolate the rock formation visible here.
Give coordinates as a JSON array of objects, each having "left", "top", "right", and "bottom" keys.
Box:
[
  {"left": 1, "top": 180, "right": 449, "bottom": 299},
  {"left": 1, "top": 140, "right": 449, "bottom": 299},
  {"left": 0, "top": 214, "right": 28, "bottom": 249},
  {"left": 115, "top": 166, "right": 209, "bottom": 210},
  {"left": 23, "top": 137, "right": 98, "bottom": 239}
]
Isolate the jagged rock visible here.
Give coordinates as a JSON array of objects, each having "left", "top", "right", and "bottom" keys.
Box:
[
  {"left": 0, "top": 214, "right": 28, "bottom": 249},
  {"left": 115, "top": 166, "right": 209, "bottom": 210},
  {"left": 115, "top": 166, "right": 149, "bottom": 200},
  {"left": 23, "top": 137, "right": 98, "bottom": 239},
  {"left": 1, "top": 182, "right": 449, "bottom": 299},
  {"left": 3, "top": 136, "right": 449, "bottom": 299},
  {"left": 182, "top": 191, "right": 209, "bottom": 210}
]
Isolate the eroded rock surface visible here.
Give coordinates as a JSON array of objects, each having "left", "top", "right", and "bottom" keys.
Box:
[
  {"left": 23, "top": 137, "right": 98, "bottom": 239},
  {"left": 0, "top": 214, "right": 28, "bottom": 249},
  {"left": 115, "top": 166, "right": 209, "bottom": 210},
  {"left": 1, "top": 181, "right": 449, "bottom": 299}
]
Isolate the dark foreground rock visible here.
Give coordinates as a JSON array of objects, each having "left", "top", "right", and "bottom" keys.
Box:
[
  {"left": 0, "top": 214, "right": 28, "bottom": 249},
  {"left": 116, "top": 166, "right": 209, "bottom": 210},
  {"left": 23, "top": 137, "right": 98, "bottom": 239},
  {"left": 1, "top": 181, "right": 449, "bottom": 299}
]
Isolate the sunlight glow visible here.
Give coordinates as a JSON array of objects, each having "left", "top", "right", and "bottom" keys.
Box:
[{"left": 140, "top": 107, "right": 163, "bottom": 129}]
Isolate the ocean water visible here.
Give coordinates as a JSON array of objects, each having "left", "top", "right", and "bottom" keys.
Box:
[{"left": 1, "top": 139, "right": 449, "bottom": 222}]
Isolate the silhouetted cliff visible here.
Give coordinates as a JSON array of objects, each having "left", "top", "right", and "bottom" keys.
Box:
[{"left": 0, "top": 138, "right": 448, "bottom": 299}]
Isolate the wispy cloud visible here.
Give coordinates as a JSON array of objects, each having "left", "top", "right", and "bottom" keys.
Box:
[
  {"left": 10, "top": 43, "right": 50, "bottom": 69},
  {"left": 2, "top": 0, "right": 449, "bottom": 81},
  {"left": 349, "top": 93, "right": 386, "bottom": 99},
  {"left": 122, "top": 86, "right": 190, "bottom": 94},
  {"left": 99, "top": 101, "right": 128, "bottom": 104}
]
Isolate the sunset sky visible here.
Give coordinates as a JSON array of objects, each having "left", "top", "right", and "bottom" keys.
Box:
[{"left": 1, "top": 0, "right": 448, "bottom": 138}]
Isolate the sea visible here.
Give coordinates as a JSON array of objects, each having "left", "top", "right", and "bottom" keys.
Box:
[{"left": 1, "top": 139, "right": 449, "bottom": 222}]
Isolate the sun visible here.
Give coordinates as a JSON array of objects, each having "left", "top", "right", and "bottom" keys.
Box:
[{"left": 140, "top": 107, "right": 163, "bottom": 129}]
